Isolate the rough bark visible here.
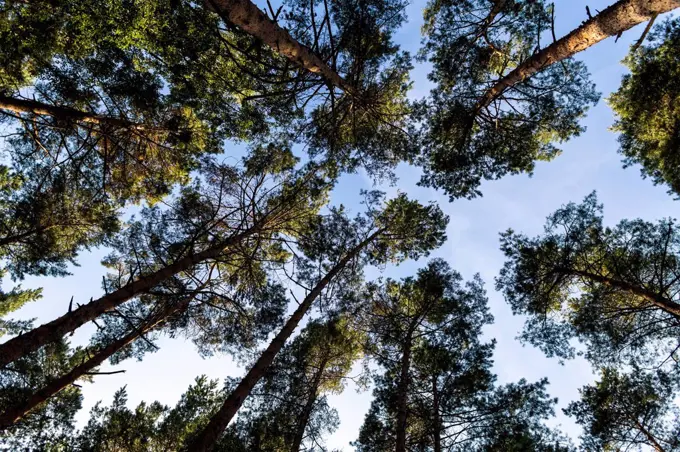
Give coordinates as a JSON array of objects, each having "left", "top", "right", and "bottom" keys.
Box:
[
  {"left": 558, "top": 267, "right": 680, "bottom": 318},
  {"left": 290, "top": 355, "right": 329, "bottom": 451},
  {"left": 395, "top": 333, "right": 413, "bottom": 452},
  {"left": 0, "top": 94, "right": 145, "bottom": 130},
  {"left": 0, "top": 294, "right": 196, "bottom": 430},
  {"left": 186, "top": 229, "right": 383, "bottom": 452},
  {"left": 476, "top": 0, "right": 680, "bottom": 110},
  {"left": 204, "top": 0, "right": 354, "bottom": 94},
  {"left": 0, "top": 226, "right": 259, "bottom": 369}
]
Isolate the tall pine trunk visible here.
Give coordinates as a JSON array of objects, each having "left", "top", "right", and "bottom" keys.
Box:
[
  {"left": 0, "top": 294, "right": 197, "bottom": 429},
  {"left": 477, "top": 0, "right": 680, "bottom": 110},
  {"left": 0, "top": 94, "right": 144, "bottom": 130},
  {"left": 290, "top": 355, "right": 329, "bottom": 451},
  {"left": 432, "top": 374, "right": 442, "bottom": 452},
  {"left": 204, "top": 0, "right": 353, "bottom": 94},
  {"left": 395, "top": 333, "right": 413, "bottom": 452},
  {"left": 186, "top": 229, "right": 382, "bottom": 451},
  {"left": 0, "top": 225, "right": 260, "bottom": 368}
]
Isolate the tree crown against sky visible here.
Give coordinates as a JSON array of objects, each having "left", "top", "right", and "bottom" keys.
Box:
[{"left": 1, "top": 0, "right": 680, "bottom": 450}]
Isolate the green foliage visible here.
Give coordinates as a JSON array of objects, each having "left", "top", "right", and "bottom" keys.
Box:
[
  {"left": 497, "top": 192, "right": 680, "bottom": 370},
  {"left": 258, "top": 0, "right": 416, "bottom": 182},
  {"left": 418, "top": 0, "right": 598, "bottom": 199},
  {"left": 565, "top": 367, "right": 680, "bottom": 452},
  {"left": 0, "top": 338, "right": 83, "bottom": 450},
  {"left": 70, "top": 376, "right": 227, "bottom": 451},
  {"left": 0, "top": 164, "right": 119, "bottom": 279},
  {"left": 354, "top": 259, "right": 569, "bottom": 451},
  {"left": 225, "top": 318, "right": 362, "bottom": 450},
  {"left": 610, "top": 18, "right": 680, "bottom": 197}
]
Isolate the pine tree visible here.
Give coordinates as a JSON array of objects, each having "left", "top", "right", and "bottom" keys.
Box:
[
  {"left": 226, "top": 317, "right": 363, "bottom": 451},
  {"left": 497, "top": 192, "right": 680, "bottom": 369},
  {"left": 187, "top": 192, "right": 448, "bottom": 451},
  {"left": 610, "top": 17, "right": 680, "bottom": 196},
  {"left": 353, "top": 259, "right": 571, "bottom": 451},
  {"left": 566, "top": 367, "right": 680, "bottom": 452},
  {"left": 0, "top": 147, "right": 328, "bottom": 368}
]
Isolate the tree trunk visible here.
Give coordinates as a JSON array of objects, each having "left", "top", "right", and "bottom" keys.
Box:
[
  {"left": 432, "top": 374, "right": 441, "bottom": 452},
  {"left": 558, "top": 267, "right": 680, "bottom": 319},
  {"left": 0, "top": 294, "right": 197, "bottom": 430},
  {"left": 476, "top": 0, "right": 680, "bottom": 110},
  {"left": 186, "top": 229, "right": 383, "bottom": 452},
  {"left": 634, "top": 419, "right": 667, "bottom": 452},
  {"left": 203, "top": 0, "right": 354, "bottom": 94},
  {"left": 0, "top": 94, "right": 145, "bottom": 130},
  {"left": 290, "top": 355, "right": 329, "bottom": 451},
  {"left": 395, "top": 335, "right": 413, "bottom": 452},
  {"left": 0, "top": 225, "right": 260, "bottom": 369}
]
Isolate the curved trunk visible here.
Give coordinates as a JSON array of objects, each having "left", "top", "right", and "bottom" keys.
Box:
[
  {"left": 476, "top": 0, "right": 680, "bottom": 111},
  {"left": 290, "top": 355, "right": 329, "bottom": 451},
  {"left": 0, "top": 94, "right": 144, "bottom": 130},
  {"left": 204, "top": 0, "right": 354, "bottom": 94},
  {"left": 0, "top": 225, "right": 260, "bottom": 369},
  {"left": 395, "top": 335, "right": 413, "bottom": 452},
  {"left": 186, "top": 229, "right": 383, "bottom": 452},
  {"left": 0, "top": 294, "right": 196, "bottom": 429}
]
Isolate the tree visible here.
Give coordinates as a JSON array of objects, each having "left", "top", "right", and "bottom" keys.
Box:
[
  {"left": 206, "top": 0, "right": 417, "bottom": 178},
  {"left": 0, "top": 163, "right": 119, "bottom": 280},
  {"left": 609, "top": 18, "right": 680, "bottom": 196},
  {"left": 64, "top": 376, "right": 229, "bottom": 451},
  {"left": 0, "top": 147, "right": 327, "bottom": 368},
  {"left": 352, "top": 259, "right": 570, "bottom": 451},
  {"left": 419, "top": 0, "right": 599, "bottom": 199},
  {"left": 0, "top": 0, "right": 314, "bottom": 205},
  {"left": 225, "top": 317, "right": 363, "bottom": 451},
  {"left": 497, "top": 192, "right": 680, "bottom": 370},
  {"left": 187, "top": 192, "right": 448, "bottom": 451},
  {"left": 0, "top": 336, "right": 83, "bottom": 450},
  {"left": 565, "top": 367, "right": 680, "bottom": 452}
]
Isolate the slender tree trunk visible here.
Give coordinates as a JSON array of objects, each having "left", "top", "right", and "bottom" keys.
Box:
[
  {"left": 634, "top": 419, "right": 667, "bottom": 452},
  {"left": 203, "top": 0, "right": 354, "bottom": 94},
  {"left": 0, "top": 294, "right": 197, "bottom": 430},
  {"left": 432, "top": 374, "right": 442, "bottom": 452},
  {"left": 557, "top": 267, "right": 680, "bottom": 318},
  {"left": 0, "top": 225, "right": 260, "bottom": 368},
  {"left": 290, "top": 355, "right": 329, "bottom": 451},
  {"left": 395, "top": 334, "right": 413, "bottom": 452},
  {"left": 0, "top": 94, "right": 145, "bottom": 130},
  {"left": 476, "top": 0, "right": 680, "bottom": 110},
  {"left": 186, "top": 229, "right": 383, "bottom": 452}
]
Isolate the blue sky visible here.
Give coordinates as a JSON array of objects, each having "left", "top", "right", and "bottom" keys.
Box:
[{"left": 6, "top": 0, "right": 680, "bottom": 449}]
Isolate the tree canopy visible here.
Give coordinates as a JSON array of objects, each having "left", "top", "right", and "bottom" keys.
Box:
[{"left": 2, "top": 0, "right": 680, "bottom": 450}]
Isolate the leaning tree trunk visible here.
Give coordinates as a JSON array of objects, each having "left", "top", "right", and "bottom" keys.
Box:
[
  {"left": 186, "top": 229, "right": 383, "bottom": 452},
  {"left": 0, "top": 94, "right": 145, "bottom": 130},
  {"left": 290, "top": 355, "right": 329, "bottom": 451},
  {"left": 395, "top": 334, "right": 413, "bottom": 452},
  {"left": 0, "top": 293, "right": 198, "bottom": 430},
  {"left": 0, "top": 225, "right": 260, "bottom": 369},
  {"left": 204, "top": 0, "right": 354, "bottom": 94},
  {"left": 476, "top": 0, "right": 680, "bottom": 110}
]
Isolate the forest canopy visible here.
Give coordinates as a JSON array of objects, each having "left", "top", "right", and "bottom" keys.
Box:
[{"left": 1, "top": 0, "right": 680, "bottom": 451}]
